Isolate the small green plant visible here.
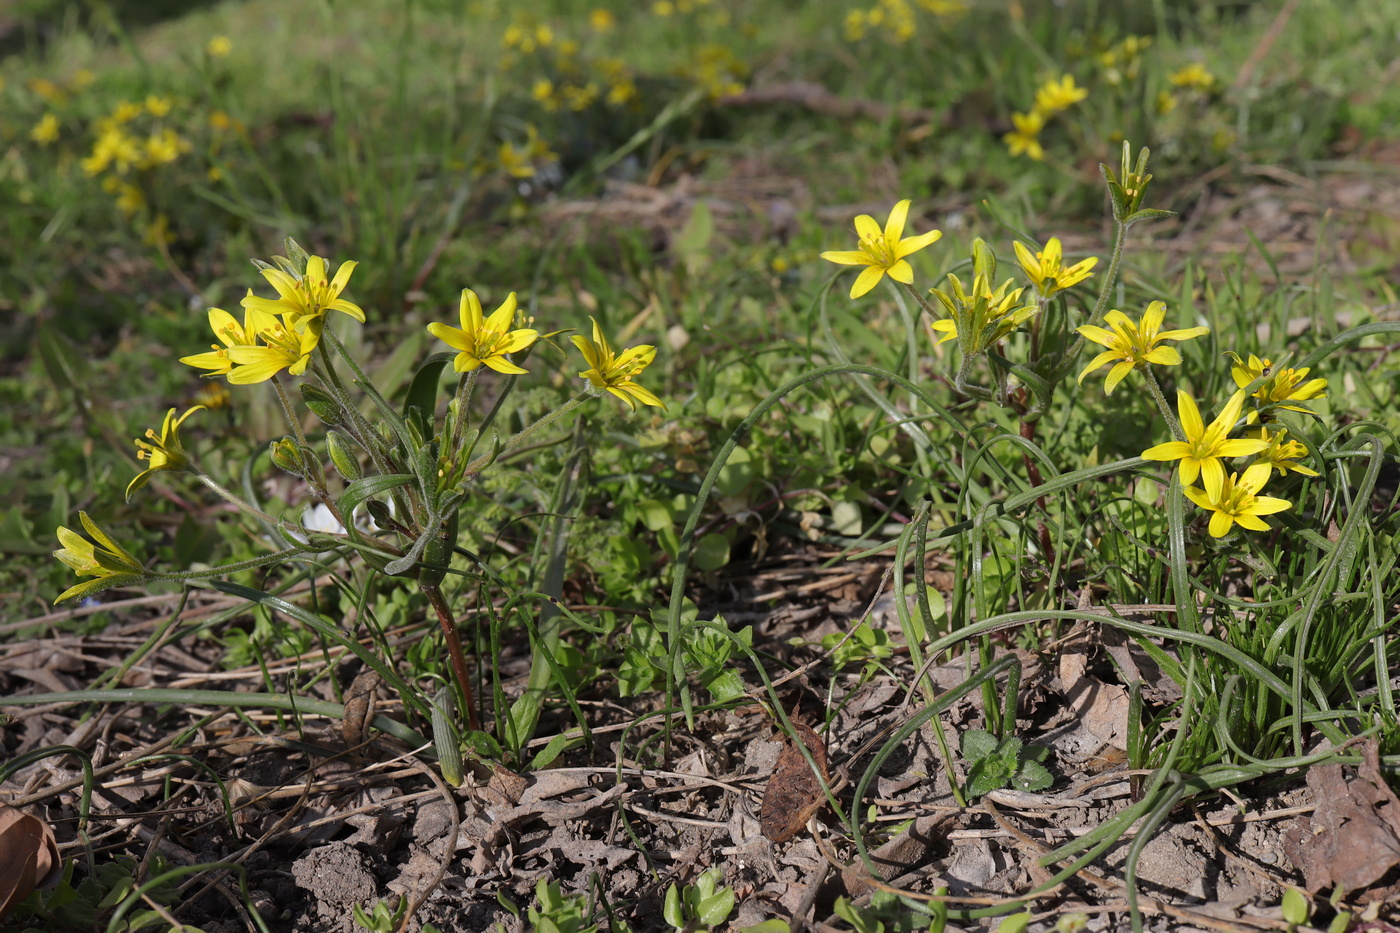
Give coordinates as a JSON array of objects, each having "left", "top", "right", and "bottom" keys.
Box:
[
  {"left": 6, "top": 856, "right": 183, "bottom": 932},
  {"left": 662, "top": 869, "right": 735, "bottom": 933},
  {"left": 516, "top": 879, "right": 596, "bottom": 933},
  {"left": 353, "top": 897, "right": 407, "bottom": 933},
  {"left": 822, "top": 618, "right": 895, "bottom": 675},
  {"left": 959, "top": 729, "right": 1053, "bottom": 798},
  {"left": 832, "top": 888, "right": 949, "bottom": 933}
]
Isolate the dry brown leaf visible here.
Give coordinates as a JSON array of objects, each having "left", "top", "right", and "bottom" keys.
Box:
[
  {"left": 1283, "top": 740, "right": 1400, "bottom": 900},
  {"left": 0, "top": 804, "right": 61, "bottom": 920},
  {"left": 760, "top": 721, "right": 828, "bottom": 843}
]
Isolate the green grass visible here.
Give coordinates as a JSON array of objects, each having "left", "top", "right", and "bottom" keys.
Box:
[{"left": 3, "top": 1, "right": 1400, "bottom": 931}]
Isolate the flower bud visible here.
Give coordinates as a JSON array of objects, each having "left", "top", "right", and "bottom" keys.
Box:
[
  {"left": 270, "top": 437, "right": 304, "bottom": 476},
  {"left": 326, "top": 429, "right": 362, "bottom": 482}
]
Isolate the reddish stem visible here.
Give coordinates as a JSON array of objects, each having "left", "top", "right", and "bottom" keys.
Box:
[{"left": 423, "top": 583, "right": 480, "bottom": 733}]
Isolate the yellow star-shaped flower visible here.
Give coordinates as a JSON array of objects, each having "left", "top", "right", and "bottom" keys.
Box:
[
  {"left": 1013, "top": 237, "right": 1097, "bottom": 300},
  {"left": 126, "top": 406, "right": 203, "bottom": 501},
  {"left": 242, "top": 254, "right": 365, "bottom": 333},
  {"left": 427, "top": 289, "right": 539, "bottom": 374},
  {"left": 1184, "top": 471, "right": 1291, "bottom": 538},
  {"left": 821, "top": 200, "right": 943, "bottom": 299},
  {"left": 1141, "top": 390, "right": 1269, "bottom": 501},
  {"left": 1077, "top": 300, "right": 1209, "bottom": 394},
  {"left": 572, "top": 317, "right": 665, "bottom": 411}
]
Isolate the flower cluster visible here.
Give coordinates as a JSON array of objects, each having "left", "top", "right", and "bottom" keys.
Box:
[
  {"left": 182, "top": 251, "right": 364, "bottom": 385},
  {"left": 1004, "top": 74, "right": 1088, "bottom": 161},
  {"left": 843, "top": 0, "right": 967, "bottom": 44}
]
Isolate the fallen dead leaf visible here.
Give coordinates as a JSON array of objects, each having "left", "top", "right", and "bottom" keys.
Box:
[
  {"left": 760, "top": 721, "right": 829, "bottom": 844},
  {"left": 0, "top": 804, "right": 61, "bottom": 920},
  {"left": 1283, "top": 740, "right": 1400, "bottom": 900}
]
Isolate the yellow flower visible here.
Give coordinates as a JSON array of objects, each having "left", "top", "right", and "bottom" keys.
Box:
[
  {"left": 225, "top": 318, "right": 323, "bottom": 384},
  {"left": 1004, "top": 111, "right": 1045, "bottom": 160},
  {"left": 1184, "top": 471, "right": 1291, "bottom": 538},
  {"left": 497, "top": 140, "right": 535, "bottom": 178},
  {"left": 142, "top": 129, "right": 187, "bottom": 166},
  {"left": 1076, "top": 300, "right": 1209, "bottom": 394},
  {"left": 207, "top": 35, "right": 233, "bottom": 57},
  {"left": 428, "top": 289, "right": 539, "bottom": 374},
  {"left": 820, "top": 200, "right": 943, "bottom": 299},
  {"left": 1226, "top": 352, "right": 1327, "bottom": 415},
  {"left": 1141, "top": 390, "right": 1269, "bottom": 501},
  {"left": 1169, "top": 63, "right": 1215, "bottom": 91},
  {"left": 70, "top": 69, "right": 95, "bottom": 89},
  {"left": 29, "top": 78, "right": 65, "bottom": 103},
  {"left": 112, "top": 100, "right": 142, "bottom": 124},
  {"left": 115, "top": 183, "right": 146, "bottom": 216},
  {"left": 573, "top": 317, "right": 666, "bottom": 411},
  {"left": 209, "top": 110, "right": 233, "bottom": 131},
  {"left": 180, "top": 300, "right": 279, "bottom": 377},
  {"left": 1241, "top": 425, "right": 1319, "bottom": 489},
  {"left": 145, "top": 95, "right": 172, "bottom": 117},
  {"left": 653, "top": 1, "right": 675, "bottom": 15},
  {"left": 1013, "top": 236, "right": 1097, "bottom": 300},
  {"left": 30, "top": 113, "right": 60, "bottom": 145},
  {"left": 53, "top": 512, "right": 147, "bottom": 604},
  {"left": 126, "top": 406, "right": 203, "bottom": 501},
  {"left": 590, "top": 8, "right": 616, "bottom": 31},
  {"left": 1033, "top": 74, "right": 1088, "bottom": 114},
  {"left": 1156, "top": 91, "right": 1178, "bottom": 115},
  {"left": 242, "top": 254, "right": 365, "bottom": 332}
]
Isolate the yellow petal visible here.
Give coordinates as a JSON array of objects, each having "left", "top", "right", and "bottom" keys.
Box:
[
  {"left": 821, "top": 250, "right": 870, "bottom": 266},
  {"left": 1199, "top": 459, "right": 1225, "bottom": 501},
  {"left": 483, "top": 356, "right": 528, "bottom": 375},
  {"left": 1248, "top": 495, "right": 1292, "bottom": 516},
  {"left": 1076, "top": 326, "right": 1117, "bottom": 349},
  {"left": 883, "top": 200, "right": 910, "bottom": 243},
  {"left": 1077, "top": 351, "right": 1119, "bottom": 385},
  {"left": 1208, "top": 511, "right": 1235, "bottom": 537},
  {"left": 1183, "top": 486, "right": 1214, "bottom": 510},
  {"left": 1141, "top": 300, "right": 1167, "bottom": 336},
  {"left": 1142, "top": 439, "right": 1187, "bottom": 462},
  {"left": 459, "top": 289, "right": 485, "bottom": 331},
  {"left": 850, "top": 265, "right": 885, "bottom": 298},
  {"left": 571, "top": 334, "right": 602, "bottom": 371},
  {"left": 483, "top": 292, "right": 519, "bottom": 332},
  {"left": 1177, "top": 391, "right": 1204, "bottom": 439},
  {"left": 330, "top": 259, "right": 356, "bottom": 295},
  {"left": 895, "top": 228, "right": 941, "bottom": 258},
  {"left": 886, "top": 259, "right": 914, "bottom": 285},
  {"left": 1144, "top": 346, "right": 1182, "bottom": 366},
  {"left": 1103, "top": 360, "right": 1135, "bottom": 394},
  {"left": 853, "top": 214, "right": 882, "bottom": 241}
]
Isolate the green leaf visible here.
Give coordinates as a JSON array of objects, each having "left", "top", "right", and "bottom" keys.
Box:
[
  {"left": 663, "top": 884, "right": 685, "bottom": 930},
  {"left": 697, "top": 889, "right": 735, "bottom": 928},
  {"left": 1281, "top": 888, "right": 1309, "bottom": 926},
  {"left": 1014, "top": 760, "right": 1053, "bottom": 792},
  {"left": 402, "top": 352, "right": 455, "bottom": 421},
  {"left": 960, "top": 729, "right": 998, "bottom": 762},
  {"left": 703, "top": 670, "right": 746, "bottom": 704},
  {"left": 995, "top": 912, "right": 1032, "bottom": 933},
  {"left": 693, "top": 532, "right": 730, "bottom": 572},
  {"left": 339, "top": 474, "right": 416, "bottom": 520}
]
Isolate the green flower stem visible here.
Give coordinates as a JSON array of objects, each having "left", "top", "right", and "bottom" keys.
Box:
[
  {"left": 142, "top": 546, "right": 311, "bottom": 582},
  {"left": 317, "top": 330, "right": 418, "bottom": 522},
  {"left": 464, "top": 392, "right": 590, "bottom": 475},
  {"left": 195, "top": 472, "right": 301, "bottom": 533},
  {"left": 272, "top": 375, "right": 345, "bottom": 527},
  {"left": 1142, "top": 366, "right": 1184, "bottom": 442},
  {"left": 1062, "top": 214, "right": 1129, "bottom": 369},
  {"left": 446, "top": 367, "right": 480, "bottom": 465},
  {"left": 953, "top": 354, "right": 996, "bottom": 402}
]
